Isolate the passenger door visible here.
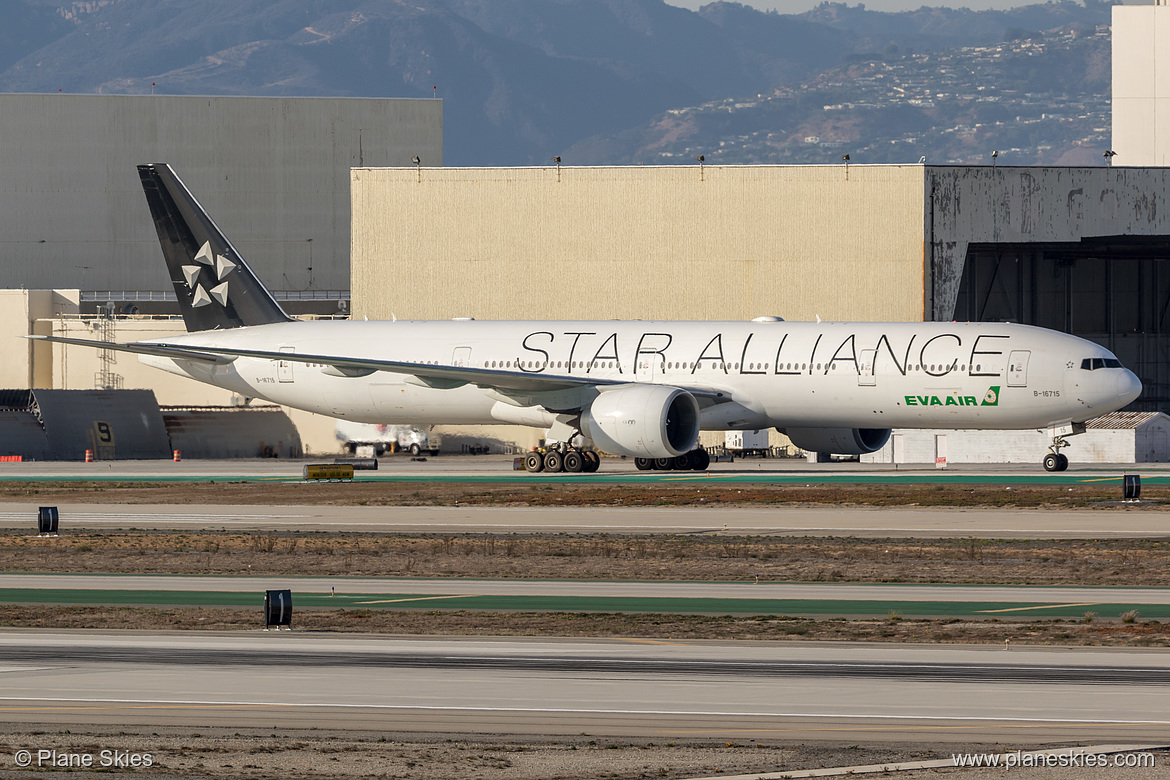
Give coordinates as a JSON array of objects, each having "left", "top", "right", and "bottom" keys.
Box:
[
  {"left": 1007, "top": 350, "right": 1030, "bottom": 387},
  {"left": 857, "top": 349, "right": 877, "bottom": 386},
  {"left": 277, "top": 346, "right": 295, "bottom": 383}
]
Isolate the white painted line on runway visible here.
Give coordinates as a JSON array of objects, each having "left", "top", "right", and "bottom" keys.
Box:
[
  {"left": 355, "top": 595, "right": 475, "bottom": 605},
  {"left": 0, "top": 512, "right": 315, "bottom": 520},
  {"left": 978, "top": 602, "right": 1102, "bottom": 613},
  {"left": 0, "top": 697, "right": 1167, "bottom": 725},
  {"left": 694, "top": 745, "right": 1170, "bottom": 780}
]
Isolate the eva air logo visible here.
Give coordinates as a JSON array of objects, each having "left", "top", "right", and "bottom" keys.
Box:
[{"left": 904, "top": 386, "right": 1002, "bottom": 407}]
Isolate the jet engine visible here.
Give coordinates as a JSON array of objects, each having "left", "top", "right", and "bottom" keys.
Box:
[
  {"left": 782, "top": 427, "right": 891, "bottom": 455},
  {"left": 581, "top": 385, "right": 700, "bottom": 458}
]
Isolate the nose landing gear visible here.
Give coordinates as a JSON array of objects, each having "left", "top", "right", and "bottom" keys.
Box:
[{"left": 1043, "top": 437, "right": 1070, "bottom": 472}]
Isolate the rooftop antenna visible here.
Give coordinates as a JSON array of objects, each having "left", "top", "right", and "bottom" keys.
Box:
[
  {"left": 695, "top": 154, "right": 705, "bottom": 181},
  {"left": 991, "top": 150, "right": 999, "bottom": 168},
  {"left": 1103, "top": 149, "right": 1117, "bottom": 167},
  {"left": 841, "top": 153, "right": 850, "bottom": 180},
  {"left": 411, "top": 155, "right": 421, "bottom": 182},
  {"left": 553, "top": 156, "right": 561, "bottom": 182}
]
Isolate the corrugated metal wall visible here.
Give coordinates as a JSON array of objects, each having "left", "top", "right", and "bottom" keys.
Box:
[
  {"left": 164, "top": 407, "right": 302, "bottom": 459},
  {"left": 31, "top": 389, "right": 170, "bottom": 460},
  {"left": 0, "top": 94, "right": 442, "bottom": 293}
]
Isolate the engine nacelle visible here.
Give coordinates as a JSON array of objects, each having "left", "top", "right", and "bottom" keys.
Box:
[
  {"left": 783, "top": 427, "right": 891, "bottom": 455},
  {"left": 582, "top": 385, "right": 700, "bottom": 458}
]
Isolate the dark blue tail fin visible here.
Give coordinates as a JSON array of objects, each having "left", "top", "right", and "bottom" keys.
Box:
[{"left": 138, "top": 163, "right": 292, "bottom": 332}]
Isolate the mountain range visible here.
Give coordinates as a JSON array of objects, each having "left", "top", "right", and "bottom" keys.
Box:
[{"left": 0, "top": 0, "right": 1115, "bottom": 165}]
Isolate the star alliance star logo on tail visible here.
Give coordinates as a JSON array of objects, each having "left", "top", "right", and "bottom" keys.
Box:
[{"left": 181, "top": 241, "right": 236, "bottom": 308}]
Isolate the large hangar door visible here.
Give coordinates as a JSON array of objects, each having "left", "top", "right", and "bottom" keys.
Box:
[{"left": 953, "top": 240, "right": 1170, "bottom": 411}]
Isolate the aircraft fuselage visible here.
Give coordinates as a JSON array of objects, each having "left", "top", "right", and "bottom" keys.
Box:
[{"left": 140, "top": 318, "right": 1139, "bottom": 432}]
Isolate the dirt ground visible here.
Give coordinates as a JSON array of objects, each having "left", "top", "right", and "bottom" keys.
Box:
[
  {"left": 2, "top": 604, "right": 1166, "bottom": 647},
  {"left": 0, "top": 727, "right": 987, "bottom": 780},
  {"left": 3, "top": 531, "right": 1169, "bottom": 586},
  {"left": 0, "top": 479, "right": 1165, "bottom": 508}
]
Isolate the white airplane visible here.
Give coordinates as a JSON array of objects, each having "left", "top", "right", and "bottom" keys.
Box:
[{"left": 37, "top": 163, "right": 1142, "bottom": 473}]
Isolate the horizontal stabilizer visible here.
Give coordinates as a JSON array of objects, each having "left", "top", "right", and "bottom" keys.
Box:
[{"left": 27, "top": 335, "right": 236, "bottom": 365}]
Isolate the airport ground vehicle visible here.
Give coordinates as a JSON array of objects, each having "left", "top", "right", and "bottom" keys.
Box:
[{"left": 334, "top": 421, "right": 441, "bottom": 456}]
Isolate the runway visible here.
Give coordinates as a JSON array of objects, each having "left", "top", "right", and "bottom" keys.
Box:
[
  {"left": 1, "top": 631, "right": 1168, "bottom": 743},
  {"left": 1, "top": 502, "right": 1168, "bottom": 537}
]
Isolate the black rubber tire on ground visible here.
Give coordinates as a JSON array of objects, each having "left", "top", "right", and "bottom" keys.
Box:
[
  {"left": 654, "top": 457, "right": 674, "bottom": 470},
  {"left": 672, "top": 454, "right": 690, "bottom": 470},
  {"left": 634, "top": 457, "right": 653, "bottom": 471},
  {"left": 543, "top": 451, "right": 564, "bottom": 473},
  {"left": 524, "top": 452, "right": 544, "bottom": 472},
  {"left": 1057, "top": 453, "right": 1069, "bottom": 471},
  {"left": 563, "top": 450, "right": 585, "bottom": 473},
  {"left": 1043, "top": 453, "right": 1059, "bottom": 472},
  {"left": 688, "top": 448, "right": 711, "bottom": 471},
  {"left": 583, "top": 451, "right": 600, "bottom": 472},
  {"left": 409, "top": 443, "right": 421, "bottom": 456}
]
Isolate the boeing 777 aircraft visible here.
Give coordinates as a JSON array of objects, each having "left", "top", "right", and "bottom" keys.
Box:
[{"left": 36, "top": 164, "right": 1142, "bottom": 472}]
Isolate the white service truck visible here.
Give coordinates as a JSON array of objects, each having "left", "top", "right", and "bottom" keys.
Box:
[
  {"left": 335, "top": 421, "right": 441, "bottom": 456},
  {"left": 724, "top": 430, "right": 772, "bottom": 458}
]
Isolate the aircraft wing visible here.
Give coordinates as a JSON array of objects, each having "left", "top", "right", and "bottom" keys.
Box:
[{"left": 29, "top": 335, "right": 732, "bottom": 403}]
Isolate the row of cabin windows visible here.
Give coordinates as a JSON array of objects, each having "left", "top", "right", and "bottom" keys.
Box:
[{"left": 463, "top": 360, "right": 986, "bottom": 373}]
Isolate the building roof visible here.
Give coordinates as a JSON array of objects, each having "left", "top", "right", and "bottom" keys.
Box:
[{"left": 1085, "top": 411, "right": 1169, "bottom": 429}]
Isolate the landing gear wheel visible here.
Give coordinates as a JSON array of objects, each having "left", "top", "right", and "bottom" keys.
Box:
[
  {"left": 409, "top": 443, "right": 421, "bottom": 456},
  {"left": 583, "top": 451, "right": 600, "bottom": 472},
  {"left": 654, "top": 457, "right": 674, "bottom": 470},
  {"left": 1043, "top": 453, "right": 1059, "bottom": 472},
  {"left": 687, "top": 448, "right": 710, "bottom": 471},
  {"left": 672, "top": 454, "right": 690, "bottom": 470},
  {"left": 563, "top": 450, "right": 585, "bottom": 473},
  {"left": 634, "top": 457, "right": 653, "bottom": 471},
  {"left": 524, "top": 452, "right": 544, "bottom": 472},
  {"left": 543, "top": 451, "right": 564, "bottom": 473},
  {"left": 1057, "top": 453, "right": 1069, "bottom": 471}
]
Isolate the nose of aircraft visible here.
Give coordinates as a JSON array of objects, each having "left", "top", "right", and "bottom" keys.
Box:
[{"left": 1117, "top": 369, "right": 1142, "bottom": 406}]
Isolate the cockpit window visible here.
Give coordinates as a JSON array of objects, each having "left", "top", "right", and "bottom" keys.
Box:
[{"left": 1081, "top": 357, "right": 1123, "bottom": 370}]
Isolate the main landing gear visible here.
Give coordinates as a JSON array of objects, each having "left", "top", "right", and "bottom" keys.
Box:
[
  {"left": 634, "top": 447, "right": 711, "bottom": 472},
  {"left": 524, "top": 446, "right": 601, "bottom": 474},
  {"left": 1043, "top": 435, "right": 1070, "bottom": 472}
]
